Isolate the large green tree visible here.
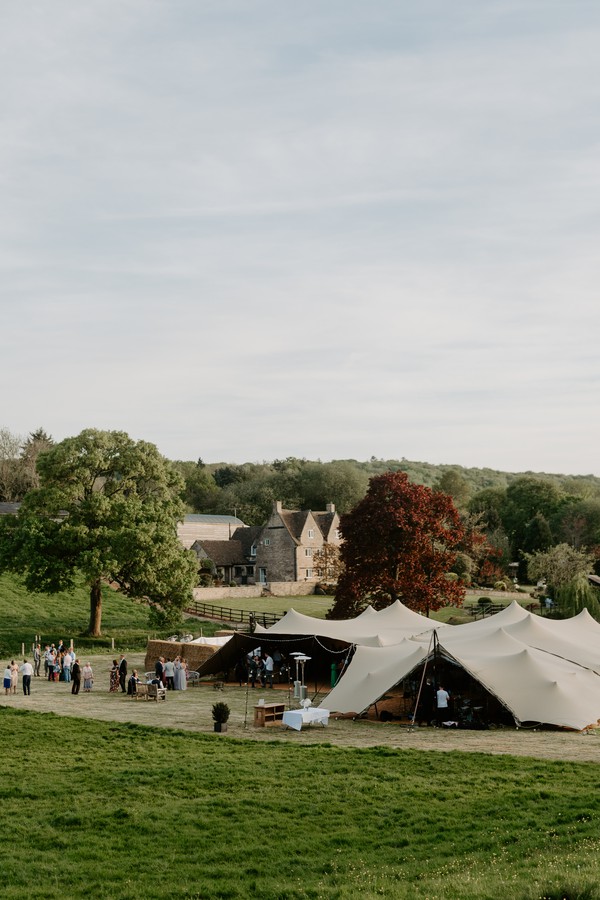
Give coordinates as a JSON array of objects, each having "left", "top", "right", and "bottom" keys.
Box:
[
  {"left": 0, "top": 429, "right": 198, "bottom": 635},
  {"left": 329, "top": 471, "right": 471, "bottom": 618}
]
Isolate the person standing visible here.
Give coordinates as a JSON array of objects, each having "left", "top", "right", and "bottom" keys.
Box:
[
  {"left": 20, "top": 659, "right": 33, "bottom": 695},
  {"left": 173, "top": 657, "right": 187, "bottom": 691},
  {"left": 3, "top": 664, "right": 11, "bottom": 695},
  {"left": 109, "top": 659, "right": 120, "bottom": 692},
  {"left": 263, "top": 653, "right": 274, "bottom": 689},
  {"left": 154, "top": 657, "right": 164, "bottom": 684},
  {"left": 82, "top": 662, "right": 93, "bottom": 692},
  {"left": 71, "top": 659, "right": 81, "bottom": 695},
  {"left": 46, "top": 646, "right": 56, "bottom": 682},
  {"left": 10, "top": 660, "right": 18, "bottom": 694},
  {"left": 436, "top": 685, "right": 450, "bottom": 725},
  {"left": 33, "top": 644, "right": 41, "bottom": 677},
  {"left": 164, "top": 658, "right": 175, "bottom": 690},
  {"left": 118, "top": 655, "right": 128, "bottom": 694},
  {"left": 62, "top": 652, "right": 72, "bottom": 684}
]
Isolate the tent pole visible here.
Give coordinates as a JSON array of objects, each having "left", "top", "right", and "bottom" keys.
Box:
[{"left": 411, "top": 630, "right": 435, "bottom": 728}]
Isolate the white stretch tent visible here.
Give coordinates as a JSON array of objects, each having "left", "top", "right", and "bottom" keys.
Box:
[{"left": 259, "top": 600, "right": 600, "bottom": 730}]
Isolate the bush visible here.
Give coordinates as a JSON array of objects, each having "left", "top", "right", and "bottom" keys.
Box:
[
  {"left": 478, "top": 597, "right": 492, "bottom": 608},
  {"left": 446, "top": 572, "right": 459, "bottom": 582},
  {"left": 211, "top": 701, "right": 230, "bottom": 723},
  {"left": 494, "top": 581, "right": 507, "bottom": 591}
]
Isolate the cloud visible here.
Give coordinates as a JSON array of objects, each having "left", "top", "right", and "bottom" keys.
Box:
[{"left": 2, "top": 1, "right": 600, "bottom": 473}]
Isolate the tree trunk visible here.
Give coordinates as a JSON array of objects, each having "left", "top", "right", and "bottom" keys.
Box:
[{"left": 88, "top": 579, "right": 103, "bottom": 636}]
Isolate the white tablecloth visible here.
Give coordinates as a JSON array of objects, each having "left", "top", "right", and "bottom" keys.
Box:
[{"left": 281, "top": 708, "right": 330, "bottom": 731}]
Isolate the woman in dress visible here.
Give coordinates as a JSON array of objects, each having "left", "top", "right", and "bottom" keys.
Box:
[
  {"left": 109, "top": 659, "right": 120, "bottom": 692},
  {"left": 82, "top": 662, "right": 93, "bottom": 692},
  {"left": 10, "top": 659, "right": 19, "bottom": 694},
  {"left": 173, "top": 656, "right": 187, "bottom": 691}
]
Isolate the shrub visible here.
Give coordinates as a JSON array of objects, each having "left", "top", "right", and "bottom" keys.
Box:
[
  {"left": 211, "top": 701, "right": 230, "bottom": 724},
  {"left": 445, "top": 572, "right": 459, "bottom": 582},
  {"left": 494, "top": 580, "right": 507, "bottom": 591}
]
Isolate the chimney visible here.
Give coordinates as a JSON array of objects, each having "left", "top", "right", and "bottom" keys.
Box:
[
  {"left": 326, "top": 502, "right": 335, "bottom": 513},
  {"left": 274, "top": 500, "right": 283, "bottom": 514}
]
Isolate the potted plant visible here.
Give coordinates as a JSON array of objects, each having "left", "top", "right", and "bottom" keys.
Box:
[{"left": 212, "top": 701, "right": 230, "bottom": 733}]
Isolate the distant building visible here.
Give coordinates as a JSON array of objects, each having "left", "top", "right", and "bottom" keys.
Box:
[
  {"left": 177, "top": 514, "right": 245, "bottom": 549},
  {"left": 254, "top": 501, "right": 340, "bottom": 584}
]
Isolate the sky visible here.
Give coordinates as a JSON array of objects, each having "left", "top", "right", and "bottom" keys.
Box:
[{"left": 2, "top": 1, "right": 600, "bottom": 475}]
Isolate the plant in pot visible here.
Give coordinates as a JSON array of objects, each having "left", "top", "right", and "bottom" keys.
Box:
[{"left": 212, "top": 701, "right": 230, "bottom": 733}]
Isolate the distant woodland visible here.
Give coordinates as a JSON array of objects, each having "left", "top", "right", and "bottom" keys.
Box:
[{"left": 3, "top": 427, "right": 600, "bottom": 578}]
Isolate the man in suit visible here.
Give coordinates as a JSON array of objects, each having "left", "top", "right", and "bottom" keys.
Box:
[{"left": 119, "top": 655, "right": 128, "bottom": 693}]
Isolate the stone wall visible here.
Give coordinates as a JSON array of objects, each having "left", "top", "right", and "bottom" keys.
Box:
[{"left": 192, "top": 581, "right": 316, "bottom": 602}]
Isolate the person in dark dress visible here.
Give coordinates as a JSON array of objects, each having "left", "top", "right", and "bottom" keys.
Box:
[
  {"left": 118, "top": 655, "right": 128, "bottom": 693},
  {"left": 71, "top": 659, "right": 81, "bottom": 695}
]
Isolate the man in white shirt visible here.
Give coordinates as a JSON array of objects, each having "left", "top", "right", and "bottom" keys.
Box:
[
  {"left": 436, "top": 685, "right": 450, "bottom": 725},
  {"left": 20, "top": 659, "right": 33, "bottom": 695}
]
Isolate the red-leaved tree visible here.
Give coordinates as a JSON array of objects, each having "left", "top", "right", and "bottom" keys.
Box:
[{"left": 328, "top": 470, "right": 470, "bottom": 618}]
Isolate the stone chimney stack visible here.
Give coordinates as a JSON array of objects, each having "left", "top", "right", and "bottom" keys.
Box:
[
  {"left": 274, "top": 500, "right": 283, "bottom": 514},
  {"left": 326, "top": 502, "right": 335, "bottom": 513}
]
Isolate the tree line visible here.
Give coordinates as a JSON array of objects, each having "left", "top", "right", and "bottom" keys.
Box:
[{"left": 2, "top": 426, "right": 600, "bottom": 627}]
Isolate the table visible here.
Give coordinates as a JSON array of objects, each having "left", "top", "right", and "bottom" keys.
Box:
[{"left": 281, "top": 708, "right": 330, "bottom": 731}]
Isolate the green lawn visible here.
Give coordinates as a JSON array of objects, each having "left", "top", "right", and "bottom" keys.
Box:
[
  {"left": 2, "top": 577, "right": 599, "bottom": 898},
  {"left": 2, "top": 708, "right": 600, "bottom": 899},
  {"left": 0, "top": 573, "right": 162, "bottom": 655}
]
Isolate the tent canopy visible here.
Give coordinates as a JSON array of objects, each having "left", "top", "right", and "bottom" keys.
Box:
[{"left": 256, "top": 600, "right": 600, "bottom": 731}]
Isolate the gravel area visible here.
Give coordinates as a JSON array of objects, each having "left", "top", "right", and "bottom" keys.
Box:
[{"left": 2, "top": 652, "right": 599, "bottom": 762}]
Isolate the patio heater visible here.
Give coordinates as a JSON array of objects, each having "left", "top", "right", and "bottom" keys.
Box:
[
  {"left": 295, "top": 655, "right": 311, "bottom": 701},
  {"left": 290, "top": 652, "right": 304, "bottom": 699}
]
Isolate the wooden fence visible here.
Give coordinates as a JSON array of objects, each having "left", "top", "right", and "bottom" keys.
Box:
[{"left": 184, "top": 599, "right": 281, "bottom": 629}]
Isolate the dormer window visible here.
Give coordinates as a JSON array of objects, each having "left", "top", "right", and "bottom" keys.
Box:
[{"left": 250, "top": 543, "right": 257, "bottom": 557}]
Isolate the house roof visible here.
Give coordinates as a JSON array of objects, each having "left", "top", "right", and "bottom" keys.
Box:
[
  {"left": 184, "top": 514, "right": 244, "bottom": 525},
  {"left": 278, "top": 510, "right": 310, "bottom": 544},
  {"left": 192, "top": 540, "right": 246, "bottom": 566},
  {"left": 231, "top": 525, "right": 263, "bottom": 556},
  {"left": 275, "top": 507, "right": 338, "bottom": 544},
  {"left": 313, "top": 511, "right": 336, "bottom": 537}
]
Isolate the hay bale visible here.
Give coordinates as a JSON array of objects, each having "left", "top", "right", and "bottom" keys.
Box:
[{"left": 144, "top": 639, "right": 217, "bottom": 673}]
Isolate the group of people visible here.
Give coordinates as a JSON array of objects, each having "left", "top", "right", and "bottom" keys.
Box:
[
  {"left": 109, "top": 655, "right": 129, "bottom": 693},
  {"left": 153, "top": 656, "right": 188, "bottom": 691},
  {"left": 3, "top": 647, "right": 195, "bottom": 700},
  {"left": 236, "top": 651, "right": 276, "bottom": 688},
  {"left": 40, "top": 641, "right": 77, "bottom": 683},
  {"left": 3, "top": 659, "right": 33, "bottom": 695}
]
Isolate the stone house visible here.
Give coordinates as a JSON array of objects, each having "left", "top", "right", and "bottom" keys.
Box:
[{"left": 253, "top": 500, "right": 340, "bottom": 585}]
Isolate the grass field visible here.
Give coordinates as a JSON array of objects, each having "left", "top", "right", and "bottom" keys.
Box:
[
  {"left": 2, "top": 708, "right": 600, "bottom": 899},
  {"left": 4, "top": 574, "right": 596, "bottom": 899}
]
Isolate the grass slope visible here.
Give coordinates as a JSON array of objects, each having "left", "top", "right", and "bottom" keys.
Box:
[
  {"left": 0, "top": 572, "right": 156, "bottom": 655},
  {"left": 2, "top": 709, "right": 600, "bottom": 899}
]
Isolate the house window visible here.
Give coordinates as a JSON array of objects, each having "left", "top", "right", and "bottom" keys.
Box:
[
  {"left": 306, "top": 568, "right": 313, "bottom": 578},
  {"left": 264, "top": 538, "right": 271, "bottom": 546},
  {"left": 250, "top": 544, "right": 257, "bottom": 557},
  {"left": 308, "top": 529, "right": 314, "bottom": 538},
  {"left": 305, "top": 548, "right": 313, "bottom": 557}
]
